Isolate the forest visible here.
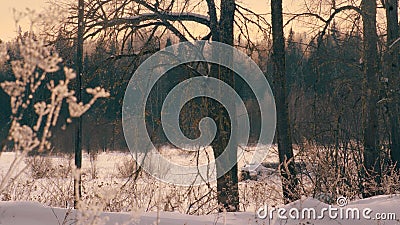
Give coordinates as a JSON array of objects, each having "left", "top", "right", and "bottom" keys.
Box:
[{"left": 0, "top": 0, "right": 399, "bottom": 224}]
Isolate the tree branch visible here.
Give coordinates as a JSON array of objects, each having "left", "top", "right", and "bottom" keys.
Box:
[{"left": 284, "top": 5, "right": 363, "bottom": 47}]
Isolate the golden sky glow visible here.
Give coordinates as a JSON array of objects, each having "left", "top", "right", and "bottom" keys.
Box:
[
  {"left": 0, "top": 0, "right": 318, "bottom": 42},
  {"left": 0, "top": 0, "right": 48, "bottom": 41}
]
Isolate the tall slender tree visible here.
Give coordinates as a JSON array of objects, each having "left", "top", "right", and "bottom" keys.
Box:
[
  {"left": 74, "top": 0, "right": 84, "bottom": 208},
  {"left": 361, "top": 0, "right": 381, "bottom": 197},
  {"left": 271, "top": 0, "right": 300, "bottom": 203},
  {"left": 206, "top": 0, "right": 239, "bottom": 212},
  {"left": 385, "top": 0, "right": 400, "bottom": 171}
]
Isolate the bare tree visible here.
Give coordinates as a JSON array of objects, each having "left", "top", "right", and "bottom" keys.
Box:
[
  {"left": 74, "top": 0, "right": 84, "bottom": 208},
  {"left": 58, "top": 0, "right": 270, "bottom": 212},
  {"left": 361, "top": 0, "right": 381, "bottom": 197},
  {"left": 384, "top": 0, "right": 400, "bottom": 171},
  {"left": 206, "top": 0, "right": 239, "bottom": 212},
  {"left": 271, "top": 0, "right": 300, "bottom": 203}
]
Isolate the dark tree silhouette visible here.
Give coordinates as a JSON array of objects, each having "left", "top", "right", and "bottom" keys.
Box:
[
  {"left": 385, "top": 0, "right": 400, "bottom": 171},
  {"left": 209, "top": 0, "right": 239, "bottom": 212},
  {"left": 361, "top": 0, "right": 381, "bottom": 197},
  {"left": 271, "top": 0, "right": 300, "bottom": 203},
  {"left": 74, "top": 0, "right": 84, "bottom": 208}
]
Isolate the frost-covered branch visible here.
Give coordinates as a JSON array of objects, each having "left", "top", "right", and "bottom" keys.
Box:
[
  {"left": 283, "top": 5, "right": 363, "bottom": 46},
  {"left": 90, "top": 12, "right": 209, "bottom": 28},
  {"left": 0, "top": 35, "right": 109, "bottom": 193},
  {"left": 85, "top": 12, "right": 209, "bottom": 40}
]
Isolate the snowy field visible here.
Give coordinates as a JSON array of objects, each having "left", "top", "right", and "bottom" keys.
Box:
[
  {"left": 1, "top": 149, "right": 400, "bottom": 225},
  {"left": 1, "top": 195, "right": 400, "bottom": 224}
]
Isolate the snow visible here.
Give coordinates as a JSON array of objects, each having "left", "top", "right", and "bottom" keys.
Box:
[
  {"left": 270, "top": 195, "right": 400, "bottom": 225},
  {"left": 1, "top": 196, "right": 400, "bottom": 224},
  {"left": 0, "top": 201, "right": 260, "bottom": 225},
  {"left": 1, "top": 150, "right": 400, "bottom": 225}
]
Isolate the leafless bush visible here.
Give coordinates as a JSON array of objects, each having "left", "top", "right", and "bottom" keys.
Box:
[
  {"left": 296, "top": 141, "right": 364, "bottom": 202},
  {"left": 240, "top": 178, "right": 283, "bottom": 211},
  {"left": 0, "top": 178, "right": 36, "bottom": 201},
  {"left": 116, "top": 157, "right": 137, "bottom": 179},
  {"left": 24, "top": 154, "right": 72, "bottom": 179},
  {"left": 0, "top": 33, "right": 109, "bottom": 194},
  {"left": 89, "top": 151, "right": 98, "bottom": 180},
  {"left": 380, "top": 164, "right": 400, "bottom": 195},
  {"left": 54, "top": 156, "right": 73, "bottom": 179},
  {"left": 25, "top": 156, "right": 54, "bottom": 179}
]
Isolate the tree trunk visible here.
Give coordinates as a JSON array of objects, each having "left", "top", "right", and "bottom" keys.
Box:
[
  {"left": 271, "top": 0, "right": 300, "bottom": 203},
  {"left": 74, "top": 0, "right": 84, "bottom": 208},
  {"left": 385, "top": 0, "right": 400, "bottom": 171},
  {"left": 209, "top": 0, "right": 239, "bottom": 212},
  {"left": 361, "top": 0, "right": 381, "bottom": 197}
]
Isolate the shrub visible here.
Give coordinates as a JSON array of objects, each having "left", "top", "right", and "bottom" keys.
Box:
[
  {"left": 117, "top": 157, "right": 138, "bottom": 179},
  {"left": 25, "top": 156, "right": 54, "bottom": 179},
  {"left": 0, "top": 34, "right": 109, "bottom": 194}
]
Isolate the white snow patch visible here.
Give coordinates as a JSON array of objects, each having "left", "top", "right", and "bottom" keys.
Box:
[{"left": 1, "top": 196, "right": 400, "bottom": 224}]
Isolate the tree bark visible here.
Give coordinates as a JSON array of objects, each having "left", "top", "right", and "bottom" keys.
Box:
[
  {"left": 271, "top": 0, "right": 300, "bottom": 203},
  {"left": 209, "top": 0, "right": 239, "bottom": 212},
  {"left": 361, "top": 0, "right": 381, "bottom": 197},
  {"left": 385, "top": 0, "right": 400, "bottom": 171},
  {"left": 74, "top": 0, "right": 84, "bottom": 208}
]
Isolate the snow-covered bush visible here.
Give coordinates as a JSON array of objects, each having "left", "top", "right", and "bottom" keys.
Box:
[
  {"left": 25, "top": 156, "right": 54, "bottom": 179},
  {"left": 0, "top": 34, "right": 109, "bottom": 193},
  {"left": 116, "top": 157, "right": 138, "bottom": 179}
]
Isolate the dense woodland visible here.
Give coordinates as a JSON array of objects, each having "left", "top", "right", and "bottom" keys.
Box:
[{"left": 0, "top": 19, "right": 376, "bottom": 151}]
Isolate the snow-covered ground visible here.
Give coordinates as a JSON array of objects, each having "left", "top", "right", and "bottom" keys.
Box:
[
  {"left": 1, "top": 195, "right": 399, "bottom": 225},
  {"left": 270, "top": 195, "right": 400, "bottom": 225},
  {"left": 0, "top": 200, "right": 260, "bottom": 225},
  {"left": 0, "top": 145, "right": 280, "bottom": 181},
  {"left": 1, "top": 148, "right": 399, "bottom": 225}
]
